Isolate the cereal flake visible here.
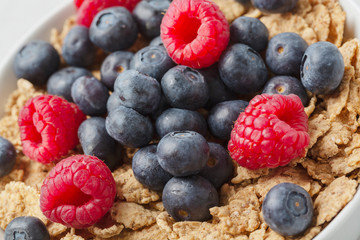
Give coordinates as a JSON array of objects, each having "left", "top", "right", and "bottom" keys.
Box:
[
  {"left": 314, "top": 176, "right": 357, "bottom": 225},
  {"left": 110, "top": 202, "right": 161, "bottom": 230}
]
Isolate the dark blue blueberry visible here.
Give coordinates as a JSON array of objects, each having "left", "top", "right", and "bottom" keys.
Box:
[
  {"left": 262, "top": 182, "right": 313, "bottom": 236},
  {"left": 300, "top": 41, "right": 344, "bottom": 95},
  {"left": 155, "top": 108, "right": 207, "bottom": 138},
  {"left": 251, "top": 0, "right": 299, "bottom": 13},
  {"left": 89, "top": 7, "right": 138, "bottom": 52},
  {"left": 105, "top": 106, "right": 154, "bottom": 148},
  {"left": 113, "top": 70, "right": 161, "bottom": 115},
  {"left": 62, "top": 25, "right": 96, "bottom": 68},
  {"left": 100, "top": 51, "right": 134, "bottom": 90},
  {"left": 207, "top": 100, "right": 249, "bottom": 140},
  {"left": 149, "top": 36, "right": 164, "bottom": 47},
  {"left": 266, "top": 32, "right": 308, "bottom": 77},
  {"left": 219, "top": 43, "right": 267, "bottom": 95},
  {"left": 162, "top": 176, "right": 219, "bottom": 221},
  {"left": 107, "top": 92, "right": 122, "bottom": 113},
  {"left": 161, "top": 65, "right": 209, "bottom": 110},
  {"left": 130, "top": 46, "right": 175, "bottom": 81},
  {"left": 0, "top": 137, "right": 16, "bottom": 178},
  {"left": 198, "top": 64, "right": 237, "bottom": 109},
  {"left": 133, "top": 0, "right": 171, "bottom": 39},
  {"left": 150, "top": 94, "right": 170, "bottom": 120},
  {"left": 47, "top": 67, "right": 92, "bottom": 102},
  {"left": 13, "top": 40, "right": 60, "bottom": 86},
  {"left": 262, "top": 76, "right": 309, "bottom": 106},
  {"left": 132, "top": 145, "right": 172, "bottom": 191},
  {"left": 230, "top": 16, "right": 269, "bottom": 52},
  {"left": 71, "top": 76, "right": 109, "bottom": 116},
  {"left": 199, "top": 143, "right": 234, "bottom": 189},
  {"left": 78, "top": 117, "right": 122, "bottom": 171},
  {"left": 157, "top": 131, "right": 209, "bottom": 176},
  {"left": 5, "top": 216, "right": 50, "bottom": 240}
]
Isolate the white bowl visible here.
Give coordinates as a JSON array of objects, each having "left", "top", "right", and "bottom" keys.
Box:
[{"left": 0, "top": 0, "right": 360, "bottom": 239}]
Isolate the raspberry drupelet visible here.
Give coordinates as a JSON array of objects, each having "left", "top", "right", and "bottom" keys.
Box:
[
  {"left": 160, "top": 0, "right": 230, "bottom": 69},
  {"left": 228, "top": 94, "right": 310, "bottom": 170},
  {"left": 18, "top": 95, "right": 86, "bottom": 164},
  {"left": 40, "top": 155, "right": 116, "bottom": 229}
]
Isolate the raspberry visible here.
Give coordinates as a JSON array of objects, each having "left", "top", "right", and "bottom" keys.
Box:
[
  {"left": 77, "top": 0, "right": 141, "bottom": 27},
  {"left": 18, "top": 95, "right": 86, "bottom": 164},
  {"left": 160, "top": 0, "right": 230, "bottom": 69},
  {"left": 228, "top": 94, "right": 309, "bottom": 170},
  {"left": 40, "top": 155, "right": 116, "bottom": 228},
  {"left": 74, "top": 0, "right": 85, "bottom": 9}
]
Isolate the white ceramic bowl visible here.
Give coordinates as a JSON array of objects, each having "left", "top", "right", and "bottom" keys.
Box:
[{"left": 0, "top": 1, "right": 360, "bottom": 239}]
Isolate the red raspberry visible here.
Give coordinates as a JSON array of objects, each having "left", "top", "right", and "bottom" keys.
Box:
[
  {"left": 77, "top": 0, "right": 141, "bottom": 27},
  {"left": 228, "top": 94, "right": 309, "bottom": 170},
  {"left": 160, "top": 0, "right": 230, "bottom": 69},
  {"left": 40, "top": 155, "right": 116, "bottom": 229},
  {"left": 74, "top": 0, "right": 85, "bottom": 9},
  {"left": 18, "top": 95, "right": 86, "bottom": 164}
]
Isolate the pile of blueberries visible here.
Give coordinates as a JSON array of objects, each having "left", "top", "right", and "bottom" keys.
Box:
[{"left": 5, "top": 0, "right": 343, "bottom": 235}]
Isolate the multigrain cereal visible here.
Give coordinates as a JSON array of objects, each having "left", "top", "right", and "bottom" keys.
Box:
[
  {"left": 314, "top": 176, "right": 357, "bottom": 225},
  {"left": 110, "top": 202, "right": 160, "bottom": 230},
  {"left": 0, "top": 0, "right": 359, "bottom": 239}
]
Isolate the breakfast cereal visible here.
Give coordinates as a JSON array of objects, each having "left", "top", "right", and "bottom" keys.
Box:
[{"left": 0, "top": 0, "right": 359, "bottom": 239}]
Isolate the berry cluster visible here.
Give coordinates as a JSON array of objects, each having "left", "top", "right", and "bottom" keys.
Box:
[
  {"left": 133, "top": 131, "right": 233, "bottom": 221},
  {"left": 7, "top": 0, "right": 346, "bottom": 237}
]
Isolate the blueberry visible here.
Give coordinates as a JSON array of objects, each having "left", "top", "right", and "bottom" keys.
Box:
[
  {"left": 113, "top": 70, "right": 161, "bottom": 115},
  {"left": 105, "top": 106, "right": 154, "bottom": 148},
  {"left": 100, "top": 51, "right": 134, "bottom": 90},
  {"left": 149, "top": 36, "right": 164, "bottom": 47},
  {"left": 219, "top": 43, "right": 268, "bottom": 95},
  {"left": 78, "top": 117, "right": 122, "bottom": 171},
  {"left": 161, "top": 65, "right": 209, "bottom": 110},
  {"left": 5, "top": 216, "right": 50, "bottom": 240},
  {"left": 130, "top": 46, "right": 175, "bottom": 80},
  {"left": 266, "top": 32, "right": 308, "bottom": 77},
  {"left": 198, "top": 64, "right": 237, "bottom": 109},
  {"left": 71, "top": 76, "right": 109, "bottom": 116},
  {"left": 0, "top": 137, "right": 16, "bottom": 178},
  {"left": 251, "top": 0, "right": 299, "bottom": 13},
  {"left": 133, "top": 0, "right": 171, "bottom": 39},
  {"left": 132, "top": 145, "right": 172, "bottom": 191},
  {"left": 262, "top": 76, "right": 309, "bottom": 106},
  {"left": 162, "top": 176, "right": 219, "bottom": 221},
  {"left": 230, "top": 16, "right": 269, "bottom": 52},
  {"left": 89, "top": 7, "right": 138, "bottom": 52},
  {"left": 199, "top": 143, "right": 234, "bottom": 189},
  {"left": 107, "top": 92, "right": 122, "bottom": 113},
  {"left": 47, "top": 67, "right": 92, "bottom": 102},
  {"left": 13, "top": 40, "right": 60, "bottom": 86},
  {"left": 208, "top": 100, "right": 249, "bottom": 140},
  {"left": 62, "top": 25, "right": 96, "bottom": 68},
  {"left": 262, "top": 182, "right": 313, "bottom": 236},
  {"left": 150, "top": 94, "right": 170, "bottom": 120},
  {"left": 157, "top": 131, "right": 209, "bottom": 176},
  {"left": 155, "top": 108, "right": 207, "bottom": 138},
  {"left": 300, "top": 41, "right": 344, "bottom": 95}
]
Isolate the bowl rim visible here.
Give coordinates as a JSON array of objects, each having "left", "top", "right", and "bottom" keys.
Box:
[{"left": 0, "top": 0, "right": 74, "bottom": 117}]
